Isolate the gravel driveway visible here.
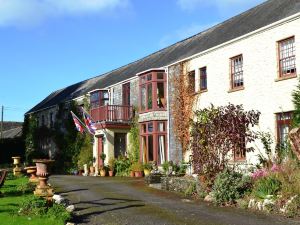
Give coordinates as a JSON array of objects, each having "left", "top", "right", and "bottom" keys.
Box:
[{"left": 50, "top": 175, "right": 300, "bottom": 225}]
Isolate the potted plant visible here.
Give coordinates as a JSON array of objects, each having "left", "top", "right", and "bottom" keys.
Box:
[
  {"left": 108, "top": 158, "right": 115, "bottom": 177},
  {"left": 143, "top": 162, "right": 152, "bottom": 177},
  {"left": 131, "top": 162, "right": 143, "bottom": 177},
  {"left": 89, "top": 161, "right": 95, "bottom": 176},
  {"left": 100, "top": 165, "right": 107, "bottom": 177}
]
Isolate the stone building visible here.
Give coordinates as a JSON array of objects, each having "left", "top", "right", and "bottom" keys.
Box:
[{"left": 26, "top": 0, "right": 300, "bottom": 170}]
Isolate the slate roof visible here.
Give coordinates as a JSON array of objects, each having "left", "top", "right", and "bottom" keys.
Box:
[
  {"left": 26, "top": 0, "right": 300, "bottom": 114},
  {"left": 2, "top": 127, "right": 22, "bottom": 139}
]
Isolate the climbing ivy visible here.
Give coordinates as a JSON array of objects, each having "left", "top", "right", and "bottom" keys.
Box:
[{"left": 128, "top": 110, "right": 140, "bottom": 163}]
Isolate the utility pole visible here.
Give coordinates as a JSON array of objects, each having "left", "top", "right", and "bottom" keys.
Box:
[{"left": 0, "top": 105, "right": 3, "bottom": 140}]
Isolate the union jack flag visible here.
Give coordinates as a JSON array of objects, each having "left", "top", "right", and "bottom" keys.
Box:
[
  {"left": 82, "top": 108, "right": 97, "bottom": 135},
  {"left": 71, "top": 111, "right": 84, "bottom": 133}
]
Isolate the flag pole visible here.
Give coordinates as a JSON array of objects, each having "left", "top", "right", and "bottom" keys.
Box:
[
  {"left": 81, "top": 107, "right": 107, "bottom": 135},
  {"left": 70, "top": 111, "right": 89, "bottom": 131}
]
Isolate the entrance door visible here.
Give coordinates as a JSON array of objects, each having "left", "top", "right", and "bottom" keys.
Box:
[{"left": 114, "top": 133, "right": 126, "bottom": 158}]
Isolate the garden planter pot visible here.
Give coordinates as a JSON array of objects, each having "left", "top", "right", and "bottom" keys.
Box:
[
  {"left": 109, "top": 171, "right": 114, "bottom": 177},
  {"left": 130, "top": 171, "right": 135, "bottom": 177},
  {"left": 134, "top": 171, "right": 143, "bottom": 178},
  {"left": 12, "top": 156, "right": 22, "bottom": 176},
  {"left": 100, "top": 170, "right": 106, "bottom": 177},
  {"left": 24, "top": 166, "right": 38, "bottom": 183},
  {"left": 144, "top": 169, "right": 150, "bottom": 177},
  {"left": 33, "top": 159, "right": 54, "bottom": 200},
  {"left": 89, "top": 166, "right": 95, "bottom": 176}
]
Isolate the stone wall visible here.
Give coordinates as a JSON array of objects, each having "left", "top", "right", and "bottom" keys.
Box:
[
  {"left": 168, "top": 64, "right": 183, "bottom": 162},
  {"left": 130, "top": 78, "right": 139, "bottom": 107}
]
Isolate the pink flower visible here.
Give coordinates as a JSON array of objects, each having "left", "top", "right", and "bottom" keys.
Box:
[
  {"left": 251, "top": 169, "right": 268, "bottom": 180},
  {"left": 271, "top": 164, "right": 281, "bottom": 172}
]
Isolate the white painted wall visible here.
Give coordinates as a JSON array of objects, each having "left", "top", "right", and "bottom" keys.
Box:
[{"left": 179, "top": 17, "right": 300, "bottom": 166}]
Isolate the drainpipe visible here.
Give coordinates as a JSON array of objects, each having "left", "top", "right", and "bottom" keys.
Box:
[{"left": 165, "top": 66, "right": 170, "bottom": 162}]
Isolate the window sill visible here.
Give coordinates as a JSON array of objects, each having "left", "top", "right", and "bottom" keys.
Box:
[
  {"left": 192, "top": 89, "right": 208, "bottom": 96},
  {"left": 275, "top": 74, "right": 297, "bottom": 82},
  {"left": 228, "top": 87, "right": 245, "bottom": 93}
]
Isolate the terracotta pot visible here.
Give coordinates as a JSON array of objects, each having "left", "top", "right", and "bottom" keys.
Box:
[
  {"left": 134, "top": 171, "right": 143, "bottom": 178},
  {"left": 100, "top": 169, "right": 106, "bottom": 177},
  {"left": 130, "top": 171, "right": 135, "bottom": 177},
  {"left": 144, "top": 169, "right": 150, "bottom": 177},
  {"left": 33, "top": 159, "right": 54, "bottom": 199},
  {"left": 109, "top": 171, "right": 114, "bottom": 177}
]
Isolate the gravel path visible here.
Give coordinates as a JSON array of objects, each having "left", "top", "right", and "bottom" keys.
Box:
[{"left": 50, "top": 175, "right": 300, "bottom": 225}]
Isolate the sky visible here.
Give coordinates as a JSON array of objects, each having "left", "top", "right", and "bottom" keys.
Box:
[{"left": 0, "top": 0, "right": 266, "bottom": 122}]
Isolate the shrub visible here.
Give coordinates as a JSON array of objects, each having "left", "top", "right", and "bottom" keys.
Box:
[
  {"left": 19, "top": 196, "right": 48, "bottom": 216},
  {"left": 143, "top": 162, "right": 152, "bottom": 170},
  {"left": 252, "top": 176, "right": 281, "bottom": 199},
  {"left": 19, "top": 196, "right": 71, "bottom": 222},
  {"left": 115, "top": 156, "right": 131, "bottom": 176},
  {"left": 47, "top": 203, "right": 71, "bottom": 222},
  {"left": 191, "top": 104, "right": 260, "bottom": 180},
  {"left": 131, "top": 162, "right": 143, "bottom": 172},
  {"left": 275, "top": 159, "right": 300, "bottom": 197},
  {"left": 212, "top": 169, "right": 252, "bottom": 205}
]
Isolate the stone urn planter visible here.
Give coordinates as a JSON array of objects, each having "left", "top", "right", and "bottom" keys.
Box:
[
  {"left": 12, "top": 156, "right": 22, "bottom": 176},
  {"left": 33, "top": 159, "right": 55, "bottom": 200},
  {"left": 24, "top": 166, "right": 38, "bottom": 183},
  {"left": 89, "top": 166, "right": 95, "bottom": 176}
]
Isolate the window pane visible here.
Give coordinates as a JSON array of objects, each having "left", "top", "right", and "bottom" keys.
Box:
[
  {"left": 158, "top": 122, "right": 165, "bottom": 132},
  {"left": 148, "top": 135, "right": 153, "bottom": 161},
  {"left": 200, "top": 67, "right": 207, "bottom": 90},
  {"left": 279, "top": 37, "right": 296, "bottom": 77},
  {"left": 100, "top": 91, "right": 109, "bottom": 106},
  {"left": 157, "top": 72, "right": 164, "bottom": 79},
  {"left": 141, "top": 85, "right": 146, "bottom": 111},
  {"left": 147, "top": 74, "right": 152, "bottom": 81},
  {"left": 157, "top": 82, "right": 165, "bottom": 108},
  {"left": 158, "top": 135, "right": 166, "bottom": 165},
  {"left": 148, "top": 122, "right": 153, "bottom": 133},
  {"left": 142, "top": 124, "right": 146, "bottom": 133},
  {"left": 142, "top": 136, "right": 147, "bottom": 162},
  {"left": 231, "top": 55, "right": 243, "bottom": 88},
  {"left": 279, "top": 124, "right": 289, "bottom": 145},
  {"left": 147, "top": 83, "right": 152, "bottom": 109}
]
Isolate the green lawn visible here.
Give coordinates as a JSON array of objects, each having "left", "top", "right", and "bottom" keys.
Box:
[{"left": 0, "top": 176, "right": 68, "bottom": 225}]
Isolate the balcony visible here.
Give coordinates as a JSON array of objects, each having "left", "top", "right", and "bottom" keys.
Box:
[{"left": 91, "top": 105, "right": 133, "bottom": 124}]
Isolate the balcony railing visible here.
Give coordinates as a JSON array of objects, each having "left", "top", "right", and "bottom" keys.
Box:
[{"left": 91, "top": 105, "right": 133, "bottom": 123}]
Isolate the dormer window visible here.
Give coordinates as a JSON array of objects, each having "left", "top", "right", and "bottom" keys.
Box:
[{"left": 90, "top": 90, "right": 109, "bottom": 109}]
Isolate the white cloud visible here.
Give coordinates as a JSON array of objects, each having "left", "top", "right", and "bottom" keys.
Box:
[
  {"left": 177, "top": 0, "right": 266, "bottom": 13},
  {"left": 159, "top": 22, "right": 217, "bottom": 48},
  {"left": 0, "top": 0, "right": 129, "bottom": 28}
]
